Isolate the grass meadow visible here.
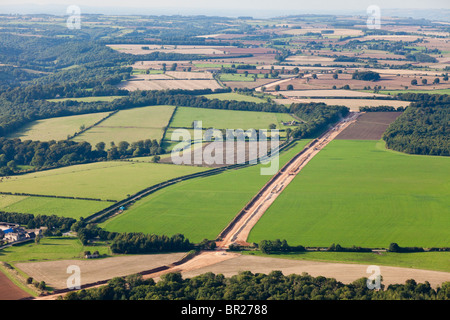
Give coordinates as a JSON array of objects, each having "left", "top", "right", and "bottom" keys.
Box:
[
  {"left": 0, "top": 161, "right": 207, "bottom": 201},
  {"left": 0, "top": 195, "right": 110, "bottom": 220},
  {"left": 248, "top": 140, "right": 450, "bottom": 248},
  {"left": 7, "top": 112, "right": 111, "bottom": 141},
  {"left": 73, "top": 105, "right": 175, "bottom": 145},
  {"left": 170, "top": 107, "right": 296, "bottom": 130}
]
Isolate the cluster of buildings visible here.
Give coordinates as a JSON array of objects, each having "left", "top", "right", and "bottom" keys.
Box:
[
  {"left": 0, "top": 222, "right": 41, "bottom": 245},
  {"left": 281, "top": 120, "right": 300, "bottom": 126}
]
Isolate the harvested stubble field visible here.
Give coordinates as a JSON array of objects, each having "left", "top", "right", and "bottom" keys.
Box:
[
  {"left": 180, "top": 254, "right": 450, "bottom": 288},
  {"left": 107, "top": 44, "right": 227, "bottom": 55},
  {"left": 118, "top": 79, "right": 222, "bottom": 91},
  {"left": 336, "top": 112, "right": 403, "bottom": 140},
  {"left": 278, "top": 89, "right": 388, "bottom": 98},
  {"left": 275, "top": 98, "right": 410, "bottom": 111},
  {"left": 16, "top": 252, "right": 186, "bottom": 290}
]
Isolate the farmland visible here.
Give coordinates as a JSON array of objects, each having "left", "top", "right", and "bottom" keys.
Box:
[
  {"left": 73, "top": 105, "right": 175, "bottom": 145},
  {"left": 0, "top": 195, "right": 110, "bottom": 220},
  {"left": 248, "top": 140, "right": 450, "bottom": 248},
  {"left": 7, "top": 112, "right": 111, "bottom": 142},
  {"left": 0, "top": 160, "right": 207, "bottom": 203},
  {"left": 101, "top": 140, "right": 312, "bottom": 242},
  {"left": 1, "top": 10, "right": 450, "bottom": 301},
  {"left": 169, "top": 107, "right": 296, "bottom": 130},
  {"left": 335, "top": 112, "right": 403, "bottom": 140}
]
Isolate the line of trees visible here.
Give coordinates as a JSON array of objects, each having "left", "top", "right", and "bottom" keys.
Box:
[
  {"left": 290, "top": 103, "right": 349, "bottom": 139},
  {"left": 0, "top": 137, "right": 163, "bottom": 176},
  {"left": 72, "top": 222, "right": 193, "bottom": 254},
  {"left": 62, "top": 270, "right": 450, "bottom": 300},
  {"left": 0, "top": 211, "right": 76, "bottom": 235},
  {"left": 258, "top": 239, "right": 305, "bottom": 254},
  {"left": 359, "top": 106, "right": 406, "bottom": 112}
]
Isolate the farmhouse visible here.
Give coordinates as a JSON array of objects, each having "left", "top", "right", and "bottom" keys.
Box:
[{"left": 0, "top": 222, "right": 41, "bottom": 244}]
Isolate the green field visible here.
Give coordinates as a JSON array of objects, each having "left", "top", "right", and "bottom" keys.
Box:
[
  {"left": 203, "top": 92, "right": 268, "bottom": 103},
  {"left": 0, "top": 195, "right": 110, "bottom": 220},
  {"left": 0, "top": 237, "right": 111, "bottom": 264},
  {"left": 170, "top": 107, "right": 296, "bottom": 130},
  {"left": 219, "top": 73, "right": 265, "bottom": 82},
  {"left": 0, "top": 161, "right": 207, "bottom": 201},
  {"left": 73, "top": 105, "right": 175, "bottom": 145},
  {"left": 7, "top": 112, "right": 111, "bottom": 141},
  {"left": 248, "top": 140, "right": 450, "bottom": 248},
  {"left": 243, "top": 251, "right": 450, "bottom": 273},
  {"left": 101, "top": 140, "right": 311, "bottom": 242}
]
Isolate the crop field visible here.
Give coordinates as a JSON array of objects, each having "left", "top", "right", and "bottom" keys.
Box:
[
  {"left": 7, "top": 112, "right": 111, "bottom": 142},
  {"left": 118, "top": 79, "right": 222, "bottom": 91},
  {"left": 107, "top": 44, "right": 227, "bottom": 55},
  {"left": 279, "top": 89, "right": 389, "bottom": 98},
  {"left": 244, "top": 251, "right": 450, "bottom": 273},
  {"left": 336, "top": 112, "right": 403, "bottom": 140},
  {"left": 219, "top": 73, "right": 265, "bottom": 82},
  {"left": 275, "top": 98, "right": 411, "bottom": 111},
  {"left": 170, "top": 107, "right": 296, "bottom": 130},
  {"left": 100, "top": 140, "right": 312, "bottom": 242},
  {"left": 73, "top": 105, "right": 175, "bottom": 145},
  {"left": 248, "top": 140, "right": 450, "bottom": 248},
  {"left": 0, "top": 161, "right": 208, "bottom": 201},
  {"left": 0, "top": 237, "right": 110, "bottom": 264},
  {"left": 0, "top": 195, "right": 110, "bottom": 220}
]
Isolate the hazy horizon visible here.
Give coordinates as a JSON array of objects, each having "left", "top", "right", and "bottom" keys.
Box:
[{"left": 1, "top": 1, "right": 449, "bottom": 20}]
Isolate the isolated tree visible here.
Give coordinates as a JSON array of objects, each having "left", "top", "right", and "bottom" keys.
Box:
[
  {"left": 268, "top": 123, "right": 276, "bottom": 130},
  {"left": 274, "top": 85, "right": 280, "bottom": 91},
  {"left": 411, "top": 79, "right": 418, "bottom": 86},
  {"left": 333, "top": 73, "right": 338, "bottom": 79},
  {"left": 95, "top": 142, "right": 106, "bottom": 152},
  {"left": 287, "top": 84, "right": 294, "bottom": 90},
  {"left": 433, "top": 78, "right": 440, "bottom": 84},
  {"left": 422, "top": 79, "right": 428, "bottom": 85},
  {"left": 152, "top": 155, "right": 160, "bottom": 163}
]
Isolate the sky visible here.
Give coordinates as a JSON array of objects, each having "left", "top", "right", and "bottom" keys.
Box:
[{"left": 1, "top": 0, "right": 449, "bottom": 18}]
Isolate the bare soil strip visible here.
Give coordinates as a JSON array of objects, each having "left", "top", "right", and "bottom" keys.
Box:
[{"left": 0, "top": 268, "right": 32, "bottom": 300}]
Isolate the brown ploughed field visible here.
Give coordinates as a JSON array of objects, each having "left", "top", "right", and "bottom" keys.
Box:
[{"left": 335, "top": 112, "right": 403, "bottom": 140}]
